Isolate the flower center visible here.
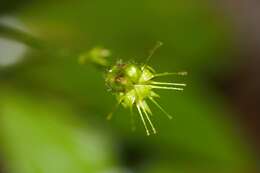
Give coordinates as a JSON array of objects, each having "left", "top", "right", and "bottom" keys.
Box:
[{"left": 106, "top": 62, "right": 145, "bottom": 92}]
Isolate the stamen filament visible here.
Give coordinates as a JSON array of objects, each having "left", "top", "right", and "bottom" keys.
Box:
[
  {"left": 143, "top": 41, "right": 163, "bottom": 69},
  {"left": 140, "top": 102, "right": 157, "bottom": 134},
  {"left": 137, "top": 104, "right": 150, "bottom": 136},
  {"left": 130, "top": 106, "right": 136, "bottom": 131},
  {"left": 150, "top": 85, "right": 184, "bottom": 91},
  {"left": 151, "top": 81, "right": 186, "bottom": 86},
  {"left": 149, "top": 97, "right": 173, "bottom": 119},
  {"left": 153, "top": 72, "right": 187, "bottom": 78},
  {"left": 107, "top": 101, "right": 121, "bottom": 120}
]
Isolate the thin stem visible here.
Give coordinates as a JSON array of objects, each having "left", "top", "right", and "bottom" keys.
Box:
[
  {"left": 0, "top": 23, "right": 78, "bottom": 62},
  {"left": 0, "top": 24, "right": 50, "bottom": 51},
  {"left": 0, "top": 24, "right": 109, "bottom": 71}
]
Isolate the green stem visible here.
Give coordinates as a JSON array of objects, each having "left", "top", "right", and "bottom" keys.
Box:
[
  {"left": 0, "top": 24, "right": 49, "bottom": 50},
  {"left": 0, "top": 24, "right": 109, "bottom": 70},
  {"left": 0, "top": 24, "right": 84, "bottom": 60}
]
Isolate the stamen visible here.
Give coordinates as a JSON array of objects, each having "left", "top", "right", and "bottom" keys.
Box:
[
  {"left": 149, "top": 97, "right": 173, "bottom": 119},
  {"left": 107, "top": 102, "right": 120, "bottom": 120},
  {"left": 143, "top": 41, "right": 163, "bottom": 69},
  {"left": 130, "top": 106, "right": 136, "bottom": 131},
  {"left": 149, "top": 85, "right": 184, "bottom": 91},
  {"left": 140, "top": 102, "right": 157, "bottom": 134},
  {"left": 153, "top": 72, "right": 187, "bottom": 78},
  {"left": 151, "top": 81, "right": 186, "bottom": 86},
  {"left": 137, "top": 104, "right": 150, "bottom": 136}
]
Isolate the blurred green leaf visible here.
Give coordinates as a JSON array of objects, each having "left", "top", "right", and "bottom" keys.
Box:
[{"left": 0, "top": 87, "right": 117, "bottom": 173}]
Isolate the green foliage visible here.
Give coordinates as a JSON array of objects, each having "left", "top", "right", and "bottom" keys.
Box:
[{"left": 0, "top": 88, "right": 117, "bottom": 173}]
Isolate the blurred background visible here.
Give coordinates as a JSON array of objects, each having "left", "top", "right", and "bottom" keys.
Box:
[{"left": 0, "top": 0, "right": 259, "bottom": 173}]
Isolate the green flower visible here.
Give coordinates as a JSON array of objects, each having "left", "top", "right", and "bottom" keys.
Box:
[
  {"left": 79, "top": 47, "right": 111, "bottom": 67},
  {"left": 105, "top": 43, "right": 187, "bottom": 136}
]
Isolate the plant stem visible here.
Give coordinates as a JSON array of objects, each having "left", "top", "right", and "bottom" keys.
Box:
[
  {"left": 0, "top": 24, "right": 108, "bottom": 72},
  {"left": 0, "top": 24, "right": 48, "bottom": 50},
  {"left": 0, "top": 24, "right": 77, "bottom": 59}
]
